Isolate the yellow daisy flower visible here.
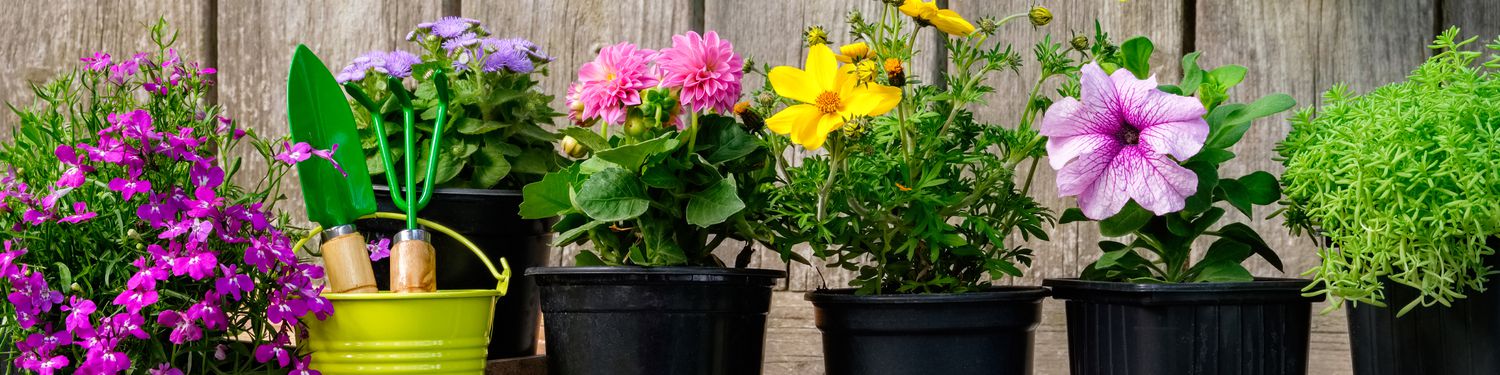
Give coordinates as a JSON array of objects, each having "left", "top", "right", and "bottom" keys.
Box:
[
  {"left": 766, "top": 45, "right": 902, "bottom": 150},
  {"left": 899, "top": 0, "right": 976, "bottom": 36},
  {"left": 835, "top": 42, "right": 874, "bottom": 63}
]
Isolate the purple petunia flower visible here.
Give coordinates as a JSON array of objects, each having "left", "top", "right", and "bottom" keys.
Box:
[
  {"left": 111, "top": 287, "right": 158, "bottom": 315},
  {"left": 367, "top": 237, "right": 391, "bottom": 261},
  {"left": 148, "top": 363, "right": 184, "bottom": 375},
  {"left": 0, "top": 241, "right": 26, "bottom": 280},
  {"left": 266, "top": 291, "right": 306, "bottom": 325},
  {"left": 189, "top": 297, "right": 228, "bottom": 330},
  {"left": 171, "top": 250, "right": 217, "bottom": 281},
  {"left": 1041, "top": 63, "right": 1209, "bottom": 220},
  {"left": 156, "top": 310, "right": 203, "bottom": 344},
  {"left": 108, "top": 175, "right": 152, "bottom": 201},
  {"left": 215, "top": 264, "right": 255, "bottom": 301},
  {"left": 289, "top": 354, "right": 319, "bottom": 375},
  {"left": 62, "top": 296, "right": 96, "bottom": 334},
  {"left": 109, "top": 312, "right": 149, "bottom": 340},
  {"left": 254, "top": 334, "right": 293, "bottom": 367}
]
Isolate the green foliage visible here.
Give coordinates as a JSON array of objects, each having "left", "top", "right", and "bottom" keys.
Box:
[
  {"left": 522, "top": 115, "right": 777, "bottom": 267},
  {"left": 763, "top": 6, "right": 1078, "bottom": 294},
  {"left": 1278, "top": 28, "right": 1500, "bottom": 314},
  {"left": 1067, "top": 36, "right": 1295, "bottom": 284},
  {"left": 345, "top": 33, "right": 564, "bottom": 190}
]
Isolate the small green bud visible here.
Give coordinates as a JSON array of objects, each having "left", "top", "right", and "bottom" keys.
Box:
[
  {"left": 803, "top": 26, "right": 830, "bottom": 47},
  {"left": 561, "top": 136, "right": 589, "bottom": 158},
  {"left": 1071, "top": 35, "right": 1090, "bottom": 51},
  {"left": 978, "top": 17, "right": 1000, "bottom": 36},
  {"left": 624, "top": 113, "right": 649, "bottom": 137}
]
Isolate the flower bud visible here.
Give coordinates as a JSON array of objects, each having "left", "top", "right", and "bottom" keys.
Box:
[
  {"left": 978, "top": 17, "right": 1000, "bottom": 36},
  {"left": 1071, "top": 35, "right": 1090, "bottom": 51},
  {"left": 561, "top": 136, "right": 589, "bottom": 158},
  {"left": 803, "top": 26, "right": 830, "bottom": 47},
  {"left": 846, "top": 10, "right": 865, "bottom": 26},
  {"left": 733, "top": 102, "right": 765, "bottom": 132},
  {"left": 838, "top": 42, "right": 874, "bottom": 63},
  {"left": 884, "top": 58, "right": 906, "bottom": 87},
  {"left": 1029, "top": 6, "right": 1053, "bottom": 27},
  {"left": 624, "top": 113, "right": 649, "bottom": 137}
]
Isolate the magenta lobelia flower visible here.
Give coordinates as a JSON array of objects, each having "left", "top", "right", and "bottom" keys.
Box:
[
  {"left": 575, "top": 43, "right": 659, "bottom": 125},
  {"left": 1041, "top": 63, "right": 1209, "bottom": 220},
  {"left": 657, "top": 31, "right": 745, "bottom": 114}
]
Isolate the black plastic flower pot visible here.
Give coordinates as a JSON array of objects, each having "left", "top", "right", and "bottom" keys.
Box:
[
  {"left": 362, "top": 186, "right": 553, "bottom": 359},
  {"left": 529, "top": 266, "right": 785, "bottom": 375},
  {"left": 806, "top": 287, "right": 1049, "bottom": 375},
  {"left": 1346, "top": 273, "right": 1500, "bottom": 374},
  {"left": 1044, "top": 278, "right": 1321, "bottom": 375}
]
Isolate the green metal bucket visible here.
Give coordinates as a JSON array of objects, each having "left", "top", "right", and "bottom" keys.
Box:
[{"left": 300, "top": 213, "right": 511, "bottom": 374}]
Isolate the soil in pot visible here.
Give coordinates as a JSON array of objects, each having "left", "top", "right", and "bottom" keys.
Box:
[
  {"left": 530, "top": 266, "right": 785, "bottom": 375},
  {"left": 1044, "top": 278, "right": 1321, "bottom": 375},
  {"left": 806, "top": 287, "right": 1049, "bottom": 375},
  {"left": 361, "top": 186, "right": 553, "bottom": 359},
  {"left": 1345, "top": 246, "right": 1500, "bottom": 375}
]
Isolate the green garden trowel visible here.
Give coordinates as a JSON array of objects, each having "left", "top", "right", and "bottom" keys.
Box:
[{"left": 288, "top": 45, "right": 378, "bottom": 294}]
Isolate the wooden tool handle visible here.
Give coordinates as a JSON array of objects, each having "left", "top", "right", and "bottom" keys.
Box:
[
  {"left": 390, "top": 239, "right": 437, "bottom": 293},
  {"left": 321, "top": 232, "right": 378, "bottom": 294}
]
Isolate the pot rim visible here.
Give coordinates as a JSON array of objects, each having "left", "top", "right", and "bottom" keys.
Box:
[
  {"left": 1043, "top": 277, "right": 1314, "bottom": 293},
  {"left": 373, "top": 184, "right": 522, "bottom": 197},
  {"left": 526, "top": 266, "right": 787, "bottom": 278},
  {"left": 320, "top": 289, "right": 504, "bottom": 300},
  {"left": 805, "top": 286, "right": 1049, "bottom": 304}
]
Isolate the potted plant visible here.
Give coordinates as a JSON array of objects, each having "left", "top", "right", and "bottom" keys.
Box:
[
  {"left": 758, "top": 3, "right": 1063, "bottom": 374},
  {"left": 1038, "top": 28, "right": 1317, "bottom": 373},
  {"left": 0, "top": 21, "right": 328, "bottom": 374},
  {"left": 518, "top": 30, "right": 785, "bottom": 374},
  {"left": 1277, "top": 28, "right": 1500, "bottom": 375},
  {"left": 336, "top": 17, "right": 563, "bottom": 359}
]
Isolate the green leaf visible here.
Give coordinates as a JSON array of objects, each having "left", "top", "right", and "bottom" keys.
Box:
[
  {"left": 519, "top": 165, "right": 578, "bottom": 219},
  {"left": 694, "top": 116, "right": 760, "bottom": 164},
  {"left": 1182, "top": 160, "right": 1219, "bottom": 214},
  {"left": 470, "top": 141, "right": 512, "bottom": 189},
  {"left": 1216, "top": 222, "right": 1283, "bottom": 272},
  {"left": 575, "top": 167, "right": 650, "bottom": 222},
  {"left": 1179, "top": 52, "right": 1204, "bottom": 95},
  {"left": 1218, "top": 178, "right": 1253, "bottom": 216},
  {"left": 1237, "top": 171, "right": 1280, "bottom": 205},
  {"left": 1191, "top": 259, "right": 1254, "bottom": 282},
  {"left": 686, "top": 177, "right": 746, "bottom": 227},
  {"left": 1205, "top": 93, "right": 1296, "bottom": 149},
  {"left": 1095, "top": 249, "right": 1133, "bottom": 269},
  {"left": 456, "top": 117, "right": 507, "bottom": 134},
  {"left": 1098, "top": 201, "right": 1151, "bottom": 237},
  {"left": 1199, "top": 236, "right": 1254, "bottom": 266},
  {"left": 553, "top": 220, "right": 603, "bottom": 246},
  {"left": 559, "top": 127, "right": 609, "bottom": 151},
  {"left": 574, "top": 251, "right": 607, "bottom": 266},
  {"left": 1059, "top": 208, "right": 1090, "bottom": 224},
  {"left": 1121, "top": 36, "right": 1154, "bottom": 79},
  {"left": 511, "top": 148, "right": 559, "bottom": 175},
  {"left": 1189, "top": 148, "right": 1235, "bottom": 164},
  {"left": 1207, "top": 65, "right": 1248, "bottom": 89},
  {"left": 594, "top": 134, "right": 680, "bottom": 172}
]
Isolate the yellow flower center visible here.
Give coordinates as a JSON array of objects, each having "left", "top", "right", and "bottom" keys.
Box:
[{"left": 815, "top": 91, "right": 842, "bottom": 114}]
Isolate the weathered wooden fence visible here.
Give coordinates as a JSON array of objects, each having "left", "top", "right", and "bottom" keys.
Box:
[{"left": 2, "top": 1, "right": 1497, "bottom": 374}]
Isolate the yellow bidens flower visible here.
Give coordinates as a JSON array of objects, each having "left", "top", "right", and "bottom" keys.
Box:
[
  {"left": 836, "top": 42, "right": 874, "bottom": 63},
  {"left": 899, "top": 0, "right": 975, "bottom": 36},
  {"left": 853, "top": 60, "right": 879, "bottom": 85},
  {"left": 1028, "top": 6, "right": 1053, "bottom": 27},
  {"left": 803, "top": 26, "right": 830, "bottom": 47},
  {"left": 766, "top": 45, "right": 902, "bottom": 150}
]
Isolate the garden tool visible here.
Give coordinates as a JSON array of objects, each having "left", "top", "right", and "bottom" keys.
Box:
[
  {"left": 344, "top": 71, "right": 452, "bottom": 293},
  {"left": 287, "top": 45, "right": 378, "bottom": 294}
]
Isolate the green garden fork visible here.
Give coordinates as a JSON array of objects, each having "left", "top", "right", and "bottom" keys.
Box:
[{"left": 344, "top": 71, "right": 451, "bottom": 293}]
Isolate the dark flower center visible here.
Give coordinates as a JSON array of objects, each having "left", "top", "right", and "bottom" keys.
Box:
[{"left": 1115, "top": 123, "right": 1141, "bottom": 145}]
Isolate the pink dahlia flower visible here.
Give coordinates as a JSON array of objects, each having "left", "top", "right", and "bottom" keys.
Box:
[
  {"left": 657, "top": 31, "right": 744, "bottom": 114},
  {"left": 575, "top": 43, "right": 658, "bottom": 125},
  {"left": 1041, "top": 63, "right": 1209, "bottom": 220}
]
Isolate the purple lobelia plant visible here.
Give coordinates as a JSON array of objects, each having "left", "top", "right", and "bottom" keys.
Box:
[{"left": 0, "top": 21, "right": 331, "bottom": 374}]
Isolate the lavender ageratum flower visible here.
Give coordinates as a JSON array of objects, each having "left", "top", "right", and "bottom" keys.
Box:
[
  {"left": 479, "top": 38, "right": 550, "bottom": 73},
  {"left": 1041, "top": 63, "right": 1209, "bottom": 220},
  {"left": 335, "top": 51, "right": 386, "bottom": 83},
  {"left": 383, "top": 50, "right": 421, "bottom": 78},
  {"left": 442, "top": 32, "right": 480, "bottom": 52},
  {"left": 426, "top": 16, "right": 480, "bottom": 39}
]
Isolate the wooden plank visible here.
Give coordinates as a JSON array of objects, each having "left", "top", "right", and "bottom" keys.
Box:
[
  {"left": 947, "top": 0, "right": 1186, "bottom": 286},
  {"left": 216, "top": 0, "right": 448, "bottom": 220},
  {"left": 1444, "top": 0, "right": 1500, "bottom": 39},
  {"left": 0, "top": 0, "right": 212, "bottom": 133}
]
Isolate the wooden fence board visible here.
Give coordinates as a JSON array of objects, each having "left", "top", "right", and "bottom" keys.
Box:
[
  {"left": 1446, "top": 0, "right": 1500, "bottom": 39},
  {"left": 0, "top": 0, "right": 212, "bottom": 132},
  {"left": 216, "top": 0, "right": 448, "bottom": 219}
]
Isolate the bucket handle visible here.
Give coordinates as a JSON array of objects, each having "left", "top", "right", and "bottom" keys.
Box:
[{"left": 292, "top": 212, "right": 511, "bottom": 295}]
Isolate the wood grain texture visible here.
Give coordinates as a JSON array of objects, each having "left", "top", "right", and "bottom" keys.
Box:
[
  {"left": 0, "top": 0, "right": 212, "bottom": 133},
  {"left": 216, "top": 0, "right": 447, "bottom": 221},
  {"left": 1445, "top": 0, "right": 1500, "bottom": 38}
]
